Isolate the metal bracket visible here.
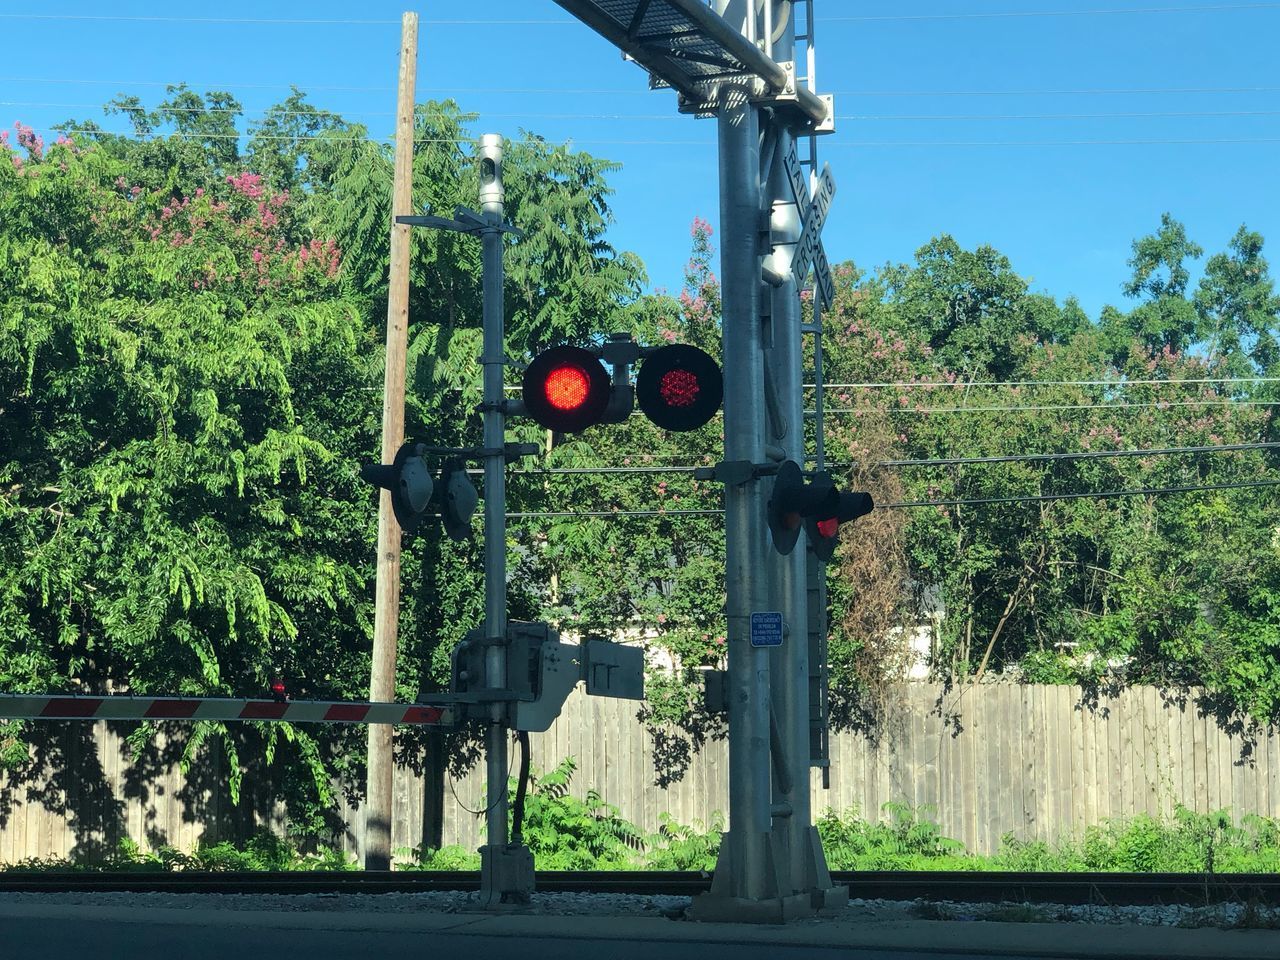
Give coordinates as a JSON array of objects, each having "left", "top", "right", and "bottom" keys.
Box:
[
  {"left": 693, "top": 460, "right": 782, "bottom": 485},
  {"left": 598, "top": 331, "right": 642, "bottom": 366},
  {"left": 397, "top": 206, "right": 525, "bottom": 240},
  {"left": 406, "top": 443, "right": 539, "bottom": 463}
]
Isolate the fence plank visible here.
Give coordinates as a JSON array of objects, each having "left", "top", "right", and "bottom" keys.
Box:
[{"left": 9, "top": 684, "right": 1280, "bottom": 863}]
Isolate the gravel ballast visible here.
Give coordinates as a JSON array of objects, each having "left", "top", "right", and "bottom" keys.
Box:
[{"left": 0, "top": 891, "right": 1277, "bottom": 929}]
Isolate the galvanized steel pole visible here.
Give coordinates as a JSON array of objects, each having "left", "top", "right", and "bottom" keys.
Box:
[
  {"left": 718, "top": 87, "right": 773, "bottom": 901},
  {"left": 764, "top": 2, "right": 815, "bottom": 893},
  {"left": 478, "top": 133, "right": 509, "bottom": 859}
]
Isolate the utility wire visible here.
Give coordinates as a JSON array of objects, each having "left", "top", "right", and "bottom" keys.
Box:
[
  {"left": 6, "top": 78, "right": 1277, "bottom": 98},
  {"left": 888, "top": 478, "right": 1280, "bottom": 509},
  {"left": 6, "top": 5, "right": 1274, "bottom": 25},
  {"left": 880, "top": 441, "right": 1280, "bottom": 468},
  {"left": 818, "top": 376, "right": 1280, "bottom": 389},
  {"left": 9, "top": 4, "right": 1274, "bottom": 24},
  {"left": 822, "top": 399, "right": 1280, "bottom": 414},
  {"left": 835, "top": 85, "right": 1280, "bottom": 97},
  {"left": 505, "top": 477, "right": 1280, "bottom": 519},
  {"left": 505, "top": 442, "right": 1280, "bottom": 478},
  {"left": 8, "top": 101, "right": 1280, "bottom": 124},
  {"left": 829, "top": 3, "right": 1280, "bottom": 21},
  {"left": 36, "top": 127, "right": 1280, "bottom": 149}
]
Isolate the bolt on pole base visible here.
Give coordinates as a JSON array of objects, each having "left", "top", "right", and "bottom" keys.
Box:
[{"left": 477, "top": 844, "right": 535, "bottom": 907}]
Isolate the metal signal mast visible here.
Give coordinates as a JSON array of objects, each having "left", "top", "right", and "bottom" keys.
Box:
[{"left": 552, "top": 0, "right": 854, "bottom": 922}]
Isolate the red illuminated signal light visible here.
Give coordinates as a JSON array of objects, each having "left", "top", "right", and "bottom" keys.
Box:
[
  {"left": 636, "top": 344, "right": 722, "bottom": 432},
  {"left": 658, "top": 368, "right": 701, "bottom": 408},
  {"left": 522, "top": 345, "right": 611, "bottom": 432},
  {"left": 544, "top": 364, "right": 592, "bottom": 411}
]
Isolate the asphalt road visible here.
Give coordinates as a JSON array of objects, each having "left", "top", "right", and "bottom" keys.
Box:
[
  {"left": 1, "top": 917, "right": 1079, "bottom": 960},
  {"left": 3, "top": 900, "right": 1276, "bottom": 960}
]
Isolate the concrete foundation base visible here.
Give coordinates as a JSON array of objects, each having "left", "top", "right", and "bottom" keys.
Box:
[
  {"left": 477, "top": 843, "right": 534, "bottom": 906},
  {"left": 688, "top": 885, "right": 849, "bottom": 924}
]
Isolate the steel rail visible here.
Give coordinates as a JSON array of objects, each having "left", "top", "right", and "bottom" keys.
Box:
[{"left": 2, "top": 870, "right": 1277, "bottom": 904}]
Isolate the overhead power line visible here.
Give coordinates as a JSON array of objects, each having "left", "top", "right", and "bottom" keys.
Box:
[
  {"left": 504, "top": 441, "right": 1278, "bottom": 479},
  {"left": 35, "top": 127, "right": 1280, "bottom": 150},
  {"left": 880, "top": 441, "right": 1280, "bottom": 468},
  {"left": 0, "top": 14, "right": 562, "bottom": 25},
  {"left": 819, "top": 376, "right": 1280, "bottom": 389},
  {"left": 829, "top": 3, "right": 1280, "bottom": 21},
  {"left": 890, "top": 478, "right": 1280, "bottom": 508},
  {"left": 823, "top": 399, "right": 1280, "bottom": 414},
  {"left": 836, "top": 86, "right": 1280, "bottom": 97},
  {"left": 7, "top": 5, "right": 1274, "bottom": 26},
  {"left": 9, "top": 101, "right": 1280, "bottom": 124},
  {"left": 5, "top": 77, "right": 1278, "bottom": 98},
  {"left": 504, "top": 477, "right": 1280, "bottom": 519}
]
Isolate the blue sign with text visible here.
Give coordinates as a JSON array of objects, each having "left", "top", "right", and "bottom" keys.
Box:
[{"left": 750, "top": 611, "right": 784, "bottom": 647}]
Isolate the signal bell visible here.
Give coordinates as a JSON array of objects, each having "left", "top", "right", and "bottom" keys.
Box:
[
  {"left": 636, "top": 344, "right": 723, "bottom": 433},
  {"left": 521, "top": 345, "right": 611, "bottom": 433}
]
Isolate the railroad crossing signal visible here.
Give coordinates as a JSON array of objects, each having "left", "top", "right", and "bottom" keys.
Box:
[
  {"left": 783, "top": 140, "right": 836, "bottom": 310},
  {"left": 360, "top": 442, "right": 434, "bottom": 533},
  {"left": 767, "top": 460, "right": 873, "bottom": 560},
  {"left": 521, "top": 345, "right": 612, "bottom": 433},
  {"left": 804, "top": 470, "right": 874, "bottom": 563},
  {"left": 437, "top": 458, "right": 480, "bottom": 541},
  {"left": 635, "top": 343, "right": 724, "bottom": 432},
  {"left": 360, "top": 442, "right": 480, "bottom": 540},
  {"left": 521, "top": 341, "right": 722, "bottom": 434}
]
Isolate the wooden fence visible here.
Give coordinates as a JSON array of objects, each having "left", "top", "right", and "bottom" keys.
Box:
[{"left": 3, "top": 684, "right": 1278, "bottom": 863}]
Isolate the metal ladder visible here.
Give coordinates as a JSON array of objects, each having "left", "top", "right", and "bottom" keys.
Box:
[{"left": 794, "top": 0, "right": 834, "bottom": 788}]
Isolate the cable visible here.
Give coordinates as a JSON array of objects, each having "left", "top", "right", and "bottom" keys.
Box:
[
  {"left": 846, "top": 110, "right": 1280, "bottom": 121},
  {"left": 508, "top": 509, "right": 723, "bottom": 519},
  {"left": 511, "top": 731, "right": 531, "bottom": 847},
  {"left": 9, "top": 101, "right": 1280, "bottom": 124},
  {"left": 0, "top": 14, "right": 568, "bottom": 25},
  {"left": 446, "top": 731, "right": 519, "bottom": 818},
  {"left": 818, "top": 376, "right": 1280, "bottom": 389},
  {"left": 822, "top": 399, "right": 1280, "bottom": 414},
  {"left": 0, "top": 77, "right": 396, "bottom": 92},
  {"left": 829, "top": 3, "right": 1280, "bottom": 21},
  {"left": 504, "top": 477, "right": 1280, "bottom": 518},
  {"left": 8, "top": 4, "right": 1273, "bottom": 25},
  {"left": 880, "top": 441, "right": 1280, "bottom": 468},
  {"left": 500, "top": 442, "right": 1280, "bottom": 477},
  {"left": 888, "top": 478, "right": 1280, "bottom": 509},
  {"left": 838, "top": 137, "right": 1280, "bottom": 147},
  {"left": 834, "top": 85, "right": 1280, "bottom": 97},
  {"left": 34, "top": 127, "right": 1280, "bottom": 150},
  {"left": 7, "top": 77, "right": 1278, "bottom": 98}
]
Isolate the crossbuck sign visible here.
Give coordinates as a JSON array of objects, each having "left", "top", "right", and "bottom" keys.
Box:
[{"left": 783, "top": 140, "right": 836, "bottom": 310}]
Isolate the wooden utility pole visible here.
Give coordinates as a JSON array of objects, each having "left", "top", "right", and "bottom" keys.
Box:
[{"left": 366, "top": 10, "right": 418, "bottom": 871}]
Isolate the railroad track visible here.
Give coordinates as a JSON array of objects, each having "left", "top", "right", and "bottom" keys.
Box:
[{"left": 1, "top": 869, "right": 1277, "bottom": 904}]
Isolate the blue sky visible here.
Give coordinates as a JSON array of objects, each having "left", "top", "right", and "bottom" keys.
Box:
[{"left": 2, "top": 2, "right": 1277, "bottom": 319}]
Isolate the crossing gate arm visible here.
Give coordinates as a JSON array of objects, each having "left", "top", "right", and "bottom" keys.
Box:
[{"left": 0, "top": 694, "right": 456, "bottom": 727}]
